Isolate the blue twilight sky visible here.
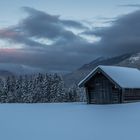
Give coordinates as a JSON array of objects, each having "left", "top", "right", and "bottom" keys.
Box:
[
  {"left": 0, "top": 0, "right": 140, "bottom": 72},
  {"left": 0, "top": 0, "right": 139, "bottom": 27}
]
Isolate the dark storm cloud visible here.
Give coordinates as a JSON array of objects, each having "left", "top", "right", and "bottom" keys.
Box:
[
  {"left": 1, "top": 7, "right": 140, "bottom": 72},
  {"left": 0, "top": 7, "right": 92, "bottom": 72},
  {"left": 0, "top": 28, "right": 47, "bottom": 48},
  {"left": 82, "top": 10, "right": 140, "bottom": 56},
  {"left": 61, "top": 19, "right": 88, "bottom": 29},
  {"left": 0, "top": 7, "right": 88, "bottom": 47},
  {"left": 20, "top": 7, "right": 88, "bottom": 41}
]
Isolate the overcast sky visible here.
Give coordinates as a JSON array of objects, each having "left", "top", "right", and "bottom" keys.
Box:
[{"left": 0, "top": 0, "right": 140, "bottom": 72}]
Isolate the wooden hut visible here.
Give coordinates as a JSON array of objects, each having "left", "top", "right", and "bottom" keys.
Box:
[{"left": 78, "top": 65, "right": 140, "bottom": 104}]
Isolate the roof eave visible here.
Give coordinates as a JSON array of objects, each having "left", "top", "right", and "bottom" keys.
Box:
[
  {"left": 78, "top": 67, "right": 99, "bottom": 87},
  {"left": 78, "top": 66, "right": 122, "bottom": 89}
]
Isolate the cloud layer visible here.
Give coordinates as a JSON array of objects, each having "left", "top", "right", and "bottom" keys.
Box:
[
  {"left": 0, "top": 7, "right": 140, "bottom": 72},
  {"left": 83, "top": 10, "right": 140, "bottom": 56}
]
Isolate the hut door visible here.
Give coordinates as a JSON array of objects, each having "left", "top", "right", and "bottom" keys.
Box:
[
  {"left": 94, "top": 83, "right": 111, "bottom": 104},
  {"left": 88, "top": 73, "right": 113, "bottom": 104},
  {"left": 100, "top": 79, "right": 112, "bottom": 104},
  {"left": 96, "top": 83, "right": 103, "bottom": 104},
  {"left": 92, "top": 74, "right": 112, "bottom": 104},
  {"left": 102, "top": 85, "right": 112, "bottom": 104}
]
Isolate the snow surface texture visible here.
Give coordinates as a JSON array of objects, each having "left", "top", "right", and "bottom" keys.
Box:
[
  {"left": 79, "top": 65, "right": 140, "bottom": 88},
  {"left": 0, "top": 103, "right": 140, "bottom": 140}
]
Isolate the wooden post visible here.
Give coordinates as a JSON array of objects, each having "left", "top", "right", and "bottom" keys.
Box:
[
  {"left": 85, "top": 87, "right": 90, "bottom": 104},
  {"left": 120, "top": 88, "right": 124, "bottom": 103}
]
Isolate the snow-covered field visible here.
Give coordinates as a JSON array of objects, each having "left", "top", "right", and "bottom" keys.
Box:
[{"left": 0, "top": 103, "right": 140, "bottom": 140}]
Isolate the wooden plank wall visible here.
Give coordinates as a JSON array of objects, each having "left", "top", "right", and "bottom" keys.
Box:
[
  {"left": 86, "top": 72, "right": 121, "bottom": 104},
  {"left": 123, "top": 89, "right": 140, "bottom": 103}
]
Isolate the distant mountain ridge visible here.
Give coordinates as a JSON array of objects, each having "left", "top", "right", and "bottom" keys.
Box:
[
  {"left": 0, "top": 63, "right": 45, "bottom": 76},
  {"left": 63, "top": 53, "right": 140, "bottom": 87},
  {"left": 117, "top": 53, "right": 140, "bottom": 68},
  {"left": 0, "top": 53, "right": 140, "bottom": 85}
]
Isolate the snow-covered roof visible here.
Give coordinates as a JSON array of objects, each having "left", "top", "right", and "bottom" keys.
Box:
[{"left": 78, "top": 65, "right": 140, "bottom": 88}]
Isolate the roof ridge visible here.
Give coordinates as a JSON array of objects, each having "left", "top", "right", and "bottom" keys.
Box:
[
  {"left": 98, "top": 65, "right": 139, "bottom": 70},
  {"left": 78, "top": 65, "right": 140, "bottom": 88}
]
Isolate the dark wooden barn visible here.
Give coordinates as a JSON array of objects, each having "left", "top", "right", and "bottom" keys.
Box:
[{"left": 78, "top": 65, "right": 140, "bottom": 104}]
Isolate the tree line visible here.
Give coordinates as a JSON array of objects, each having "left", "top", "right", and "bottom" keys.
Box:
[{"left": 0, "top": 73, "right": 85, "bottom": 103}]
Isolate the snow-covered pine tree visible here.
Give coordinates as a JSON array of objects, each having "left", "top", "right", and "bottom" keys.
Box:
[
  {"left": 32, "top": 73, "right": 44, "bottom": 103},
  {"left": 21, "top": 75, "right": 31, "bottom": 103},
  {"left": 15, "top": 75, "right": 23, "bottom": 102},
  {"left": 65, "top": 85, "right": 86, "bottom": 102},
  {"left": 54, "top": 74, "right": 65, "bottom": 102},
  {"left": 48, "top": 74, "right": 58, "bottom": 102},
  {"left": 66, "top": 85, "right": 79, "bottom": 102},
  {"left": 4, "top": 76, "right": 16, "bottom": 103},
  {"left": 48, "top": 74, "right": 65, "bottom": 102},
  {"left": 42, "top": 73, "right": 50, "bottom": 102},
  {"left": 0, "top": 78, "right": 6, "bottom": 103},
  {"left": 0, "top": 72, "right": 85, "bottom": 103},
  {"left": 27, "top": 75, "right": 34, "bottom": 103}
]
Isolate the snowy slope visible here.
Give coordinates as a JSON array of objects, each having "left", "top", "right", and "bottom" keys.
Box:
[{"left": 0, "top": 103, "right": 140, "bottom": 140}]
